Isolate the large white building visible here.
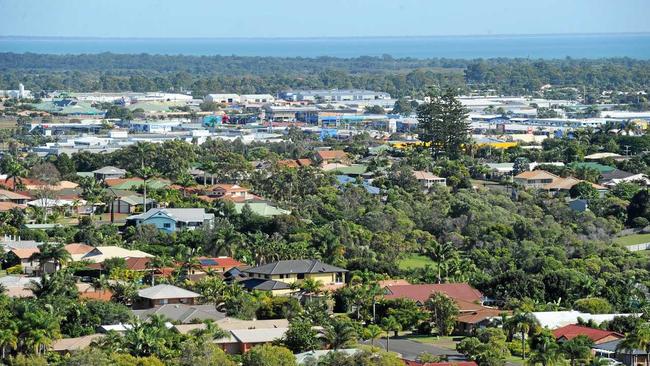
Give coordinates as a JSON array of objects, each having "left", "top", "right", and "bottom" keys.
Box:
[
  {"left": 0, "top": 83, "right": 32, "bottom": 99},
  {"left": 280, "top": 89, "right": 391, "bottom": 102}
]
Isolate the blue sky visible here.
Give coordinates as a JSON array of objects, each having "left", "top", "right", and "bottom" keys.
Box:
[{"left": 1, "top": 0, "right": 649, "bottom": 38}]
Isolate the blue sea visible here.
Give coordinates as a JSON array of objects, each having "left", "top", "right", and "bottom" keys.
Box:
[{"left": 1, "top": 34, "right": 649, "bottom": 59}]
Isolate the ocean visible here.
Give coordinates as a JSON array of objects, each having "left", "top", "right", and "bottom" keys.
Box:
[{"left": 1, "top": 34, "right": 649, "bottom": 59}]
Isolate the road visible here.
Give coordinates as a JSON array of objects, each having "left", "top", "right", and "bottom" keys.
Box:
[{"left": 362, "top": 338, "right": 463, "bottom": 361}]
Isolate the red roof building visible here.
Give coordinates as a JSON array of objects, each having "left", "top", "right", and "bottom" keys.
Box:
[
  {"left": 403, "top": 361, "right": 478, "bottom": 366},
  {"left": 383, "top": 283, "right": 483, "bottom": 305},
  {"left": 552, "top": 324, "right": 623, "bottom": 344}
]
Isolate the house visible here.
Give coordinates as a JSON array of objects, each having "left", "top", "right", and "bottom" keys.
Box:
[
  {"left": 222, "top": 328, "right": 288, "bottom": 354},
  {"left": 552, "top": 324, "right": 623, "bottom": 345},
  {"left": 413, "top": 171, "right": 447, "bottom": 189},
  {"left": 0, "top": 201, "right": 27, "bottom": 212},
  {"left": 234, "top": 202, "right": 291, "bottom": 217},
  {"left": 196, "top": 184, "right": 254, "bottom": 202},
  {"left": 242, "top": 259, "right": 348, "bottom": 294},
  {"left": 3, "top": 247, "right": 41, "bottom": 275},
  {"left": 80, "top": 246, "right": 154, "bottom": 263},
  {"left": 104, "top": 177, "right": 171, "bottom": 191},
  {"left": 126, "top": 208, "right": 215, "bottom": 233},
  {"left": 92, "top": 166, "right": 127, "bottom": 181},
  {"left": 205, "top": 93, "right": 240, "bottom": 104},
  {"left": 599, "top": 169, "right": 650, "bottom": 187},
  {"left": 336, "top": 175, "right": 380, "bottom": 195},
  {"left": 51, "top": 334, "right": 105, "bottom": 354},
  {"left": 277, "top": 159, "right": 313, "bottom": 168},
  {"left": 174, "top": 318, "right": 289, "bottom": 335},
  {"left": 64, "top": 243, "right": 95, "bottom": 261},
  {"left": 0, "top": 188, "right": 30, "bottom": 204},
  {"left": 111, "top": 195, "right": 156, "bottom": 214},
  {"left": 194, "top": 257, "right": 243, "bottom": 273},
  {"left": 383, "top": 283, "right": 484, "bottom": 305},
  {"left": 0, "top": 276, "right": 39, "bottom": 298},
  {"left": 383, "top": 283, "right": 503, "bottom": 334},
  {"left": 314, "top": 150, "right": 349, "bottom": 165},
  {"left": 134, "top": 284, "right": 201, "bottom": 309},
  {"left": 403, "top": 361, "right": 478, "bottom": 366},
  {"left": 593, "top": 339, "right": 649, "bottom": 366},
  {"left": 133, "top": 303, "right": 225, "bottom": 323},
  {"left": 514, "top": 170, "right": 560, "bottom": 188},
  {"left": 239, "top": 94, "right": 275, "bottom": 105}
]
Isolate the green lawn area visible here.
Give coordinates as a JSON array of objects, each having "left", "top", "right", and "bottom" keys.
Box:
[
  {"left": 614, "top": 233, "right": 650, "bottom": 246},
  {"left": 397, "top": 254, "right": 436, "bottom": 270},
  {"left": 405, "top": 335, "right": 459, "bottom": 350}
]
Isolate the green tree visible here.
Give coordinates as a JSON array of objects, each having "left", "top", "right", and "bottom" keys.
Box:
[
  {"left": 504, "top": 312, "right": 539, "bottom": 360},
  {"left": 363, "top": 324, "right": 383, "bottom": 347},
  {"left": 242, "top": 344, "right": 297, "bottom": 366},
  {"left": 425, "top": 293, "right": 459, "bottom": 336},
  {"left": 417, "top": 88, "right": 470, "bottom": 159},
  {"left": 282, "top": 318, "right": 320, "bottom": 353},
  {"left": 617, "top": 323, "right": 650, "bottom": 366},
  {"left": 2, "top": 157, "right": 27, "bottom": 192},
  {"left": 380, "top": 316, "right": 401, "bottom": 352},
  {"left": 30, "top": 242, "right": 72, "bottom": 273},
  {"left": 561, "top": 335, "right": 594, "bottom": 366},
  {"left": 527, "top": 329, "right": 565, "bottom": 366},
  {"left": 323, "top": 319, "right": 357, "bottom": 350},
  {"left": 573, "top": 297, "right": 613, "bottom": 314},
  {"left": 569, "top": 182, "right": 599, "bottom": 199}
]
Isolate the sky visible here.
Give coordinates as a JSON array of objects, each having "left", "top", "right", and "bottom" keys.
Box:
[{"left": 1, "top": 0, "right": 649, "bottom": 38}]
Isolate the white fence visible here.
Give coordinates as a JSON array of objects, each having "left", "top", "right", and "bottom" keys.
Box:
[{"left": 626, "top": 242, "right": 650, "bottom": 252}]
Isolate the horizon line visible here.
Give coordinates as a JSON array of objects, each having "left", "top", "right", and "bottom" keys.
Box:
[{"left": 2, "top": 31, "right": 650, "bottom": 41}]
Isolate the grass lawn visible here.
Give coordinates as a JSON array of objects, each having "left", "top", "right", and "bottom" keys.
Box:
[
  {"left": 614, "top": 233, "right": 650, "bottom": 246},
  {"left": 397, "top": 254, "right": 436, "bottom": 270},
  {"left": 405, "top": 335, "right": 459, "bottom": 350}
]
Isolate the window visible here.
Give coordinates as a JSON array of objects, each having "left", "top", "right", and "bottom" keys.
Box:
[
  {"left": 297, "top": 273, "right": 305, "bottom": 280},
  {"left": 160, "top": 299, "right": 168, "bottom": 305},
  {"left": 163, "top": 223, "right": 171, "bottom": 229},
  {"left": 335, "top": 272, "right": 343, "bottom": 283}
]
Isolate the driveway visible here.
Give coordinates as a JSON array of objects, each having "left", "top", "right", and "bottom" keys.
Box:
[{"left": 362, "top": 338, "right": 463, "bottom": 361}]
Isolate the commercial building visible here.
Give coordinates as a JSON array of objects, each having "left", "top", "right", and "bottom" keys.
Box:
[{"left": 280, "top": 89, "right": 391, "bottom": 102}]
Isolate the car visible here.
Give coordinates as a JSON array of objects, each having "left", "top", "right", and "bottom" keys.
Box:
[{"left": 599, "top": 358, "right": 624, "bottom": 366}]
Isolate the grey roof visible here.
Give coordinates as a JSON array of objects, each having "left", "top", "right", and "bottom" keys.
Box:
[
  {"left": 0, "top": 275, "right": 40, "bottom": 287},
  {"left": 128, "top": 208, "right": 214, "bottom": 223},
  {"left": 600, "top": 169, "right": 637, "bottom": 181},
  {"left": 243, "top": 259, "right": 347, "bottom": 276},
  {"left": 132, "top": 304, "right": 224, "bottom": 323},
  {"left": 119, "top": 195, "right": 155, "bottom": 206},
  {"left": 92, "top": 166, "right": 127, "bottom": 175},
  {"left": 230, "top": 327, "right": 288, "bottom": 343},
  {"left": 594, "top": 339, "right": 647, "bottom": 355},
  {"left": 240, "top": 278, "right": 291, "bottom": 291},
  {"left": 137, "top": 284, "right": 201, "bottom": 300}
]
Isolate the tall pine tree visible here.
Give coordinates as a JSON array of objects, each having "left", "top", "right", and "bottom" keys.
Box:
[{"left": 417, "top": 88, "right": 470, "bottom": 159}]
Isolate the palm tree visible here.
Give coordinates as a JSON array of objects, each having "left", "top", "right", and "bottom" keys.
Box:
[
  {"left": 323, "top": 320, "right": 357, "bottom": 350},
  {"left": 426, "top": 241, "right": 457, "bottom": 284},
  {"left": 189, "top": 319, "right": 229, "bottom": 341},
  {"left": 30, "top": 242, "right": 72, "bottom": 273},
  {"left": 505, "top": 312, "right": 539, "bottom": 360},
  {"left": 135, "top": 166, "right": 157, "bottom": 213},
  {"left": 381, "top": 316, "right": 401, "bottom": 352},
  {"left": 3, "top": 158, "right": 27, "bottom": 192},
  {"left": 363, "top": 324, "right": 383, "bottom": 348},
  {"left": 0, "top": 327, "right": 18, "bottom": 359},
  {"left": 199, "top": 160, "right": 217, "bottom": 185},
  {"left": 175, "top": 172, "right": 196, "bottom": 197},
  {"left": 299, "top": 278, "right": 323, "bottom": 303},
  {"left": 618, "top": 323, "right": 650, "bottom": 366},
  {"left": 79, "top": 176, "right": 106, "bottom": 218}
]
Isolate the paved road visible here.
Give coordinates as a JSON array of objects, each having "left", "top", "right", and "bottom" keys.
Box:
[{"left": 362, "top": 338, "right": 463, "bottom": 361}]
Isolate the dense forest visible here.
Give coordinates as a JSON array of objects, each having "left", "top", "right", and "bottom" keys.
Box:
[{"left": 1, "top": 53, "right": 649, "bottom": 98}]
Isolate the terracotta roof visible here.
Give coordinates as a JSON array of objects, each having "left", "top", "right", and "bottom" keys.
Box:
[
  {"left": 79, "top": 290, "right": 113, "bottom": 302},
  {"left": 64, "top": 243, "right": 94, "bottom": 255},
  {"left": 0, "top": 202, "right": 27, "bottom": 211},
  {"left": 51, "top": 334, "right": 104, "bottom": 352},
  {"left": 514, "top": 170, "right": 559, "bottom": 180},
  {"left": 552, "top": 324, "right": 623, "bottom": 343},
  {"left": 296, "top": 159, "right": 312, "bottom": 166},
  {"left": 124, "top": 257, "right": 153, "bottom": 271},
  {"left": 0, "top": 189, "right": 31, "bottom": 201},
  {"left": 104, "top": 177, "right": 141, "bottom": 187},
  {"left": 316, "top": 150, "right": 347, "bottom": 160},
  {"left": 543, "top": 177, "right": 607, "bottom": 191},
  {"left": 9, "top": 247, "right": 39, "bottom": 259},
  {"left": 384, "top": 283, "right": 483, "bottom": 305},
  {"left": 197, "top": 257, "right": 243, "bottom": 269},
  {"left": 457, "top": 307, "right": 508, "bottom": 324},
  {"left": 277, "top": 160, "right": 300, "bottom": 168}
]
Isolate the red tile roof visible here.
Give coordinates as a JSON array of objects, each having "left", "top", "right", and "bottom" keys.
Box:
[
  {"left": 197, "top": 257, "right": 243, "bottom": 270},
  {"left": 552, "top": 324, "right": 623, "bottom": 343},
  {"left": 316, "top": 150, "right": 347, "bottom": 160},
  {"left": 384, "top": 283, "right": 483, "bottom": 305},
  {"left": 9, "top": 247, "right": 39, "bottom": 259}
]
